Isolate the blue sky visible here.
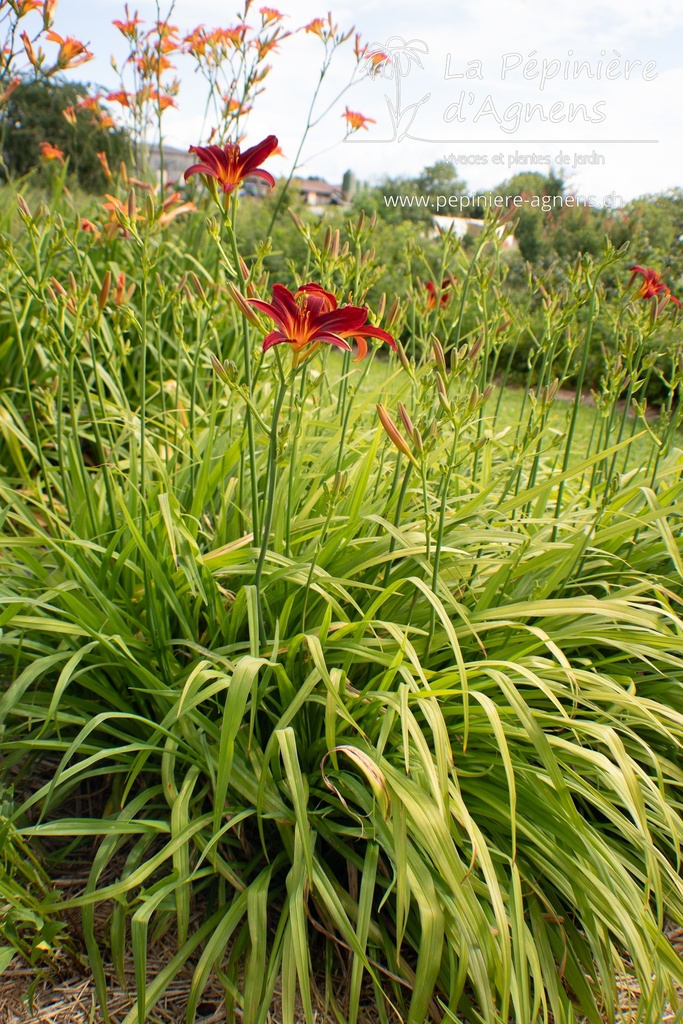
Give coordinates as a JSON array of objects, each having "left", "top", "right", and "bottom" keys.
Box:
[{"left": 42, "top": 0, "right": 683, "bottom": 201}]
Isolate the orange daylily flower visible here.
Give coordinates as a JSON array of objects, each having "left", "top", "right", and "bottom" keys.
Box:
[
  {"left": 343, "top": 107, "right": 376, "bottom": 131},
  {"left": 20, "top": 31, "right": 38, "bottom": 68},
  {"left": 62, "top": 105, "right": 77, "bottom": 126},
  {"left": 45, "top": 30, "right": 92, "bottom": 69},
  {"left": 260, "top": 7, "right": 284, "bottom": 22},
  {"left": 158, "top": 192, "right": 197, "bottom": 227},
  {"left": 96, "top": 151, "right": 113, "bottom": 181},
  {"left": 250, "top": 283, "right": 396, "bottom": 367},
  {"left": 80, "top": 218, "right": 101, "bottom": 238},
  {"left": 113, "top": 11, "right": 143, "bottom": 37},
  {"left": 184, "top": 135, "right": 278, "bottom": 195},
  {"left": 39, "top": 141, "right": 65, "bottom": 163},
  {"left": 0, "top": 77, "right": 21, "bottom": 105},
  {"left": 16, "top": 0, "right": 43, "bottom": 16},
  {"left": 106, "top": 90, "right": 131, "bottom": 107},
  {"left": 304, "top": 17, "right": 326, "bottom": 37}
]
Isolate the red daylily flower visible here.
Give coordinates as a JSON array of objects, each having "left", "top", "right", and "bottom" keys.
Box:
[
  {"left": 629, "top": 265, "right": 681, "bottom": 308},
  {"left": 250, "top": 283, "right": 397, "bottom": 367},
  {"left": 425, "top": 277, "right": 455, "bottom": 310},
  {"left": 184, "top": 135, "right": 278, "bottom": 195}
]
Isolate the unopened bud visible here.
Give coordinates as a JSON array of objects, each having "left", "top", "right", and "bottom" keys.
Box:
[
  {"left": 330, "top": 229, "right": 340, "bottom": 258},
  {"left": 468, "top": 335, "right": 484, "bottom": 361},
  {"left": 431, "top": 335, "right": 447, "bottom": 376},
  {"left": 386, "top": 297, "right": 401, "bottom": 329},
  {"left": 436, "top": 375, "right": 451, "bottom": 413},
  {"left": 17, "top": 194, "right": 31, "bottom": 218},
  {"left": 97, "top": 270, "right": 111, "bottom": 312},
  {"left": 211, "top": 354, "right": 231, "bottom": 384},
  {"left": 377, "top": 403, "right": 417, "bottom": 464},
  {"left": 189, "top": 272, "right": 205, "bottom": 299},
  {"left": 127, "top": 187, "right": 136, "bottom": 221},
  {"left": 226, "top": 280, "right": 264, "bottom": 328},
  {"left": 396, "top": 340, "right": 412, "bottom": 374},
  {"left": 397, "top": 402, "right": 415, "bottom": 439}
]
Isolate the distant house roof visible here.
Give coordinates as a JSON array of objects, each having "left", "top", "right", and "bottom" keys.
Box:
[{"left": 297, "top": 177, "right": 346, "bottom": 205}]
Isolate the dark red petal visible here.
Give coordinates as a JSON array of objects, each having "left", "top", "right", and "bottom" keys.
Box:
[
  {"left": 270, "top": 283, "right": 300, "bottom": 321},
  {"left": 297, "top": 283, "right": 337, "bottom": 313},
  {"left": 315, "top": 305, "right": 369, "bottom": 334},
  {"left": 311, "top": 331, "right": 352, "bottom": 352},
  {"left": 355, "top": 324, "right": 397, "bottom": 350},
  {"left": 249, "top": 299, "right": 287, "bottom": 332},
  {"left": 239, "top": 135, "right": 278, "bottom": 174},
  {"left": 262, "top": 329, "right": 289, "bottom": 352},
  {"left": 184, "top": 162, "right": 215, "bottom": 181},
  {"left": 247, "top": 168, "right": 276, "bottom": 189}
]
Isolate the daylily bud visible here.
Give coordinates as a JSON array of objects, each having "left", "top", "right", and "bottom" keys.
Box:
[
  {"left": 496, "top": 318, "right": 512, "bottom": 335},
  {"left": 468, "top": 335, "right": 484, "bottom": 360},
  {"left": 68, "top": 271, "right": 77, "bottom": 295},
  {"left": 323, "top": 226, "right": 332, "bottom": 253},
  {"left": 21, "top": 31, "right": 38, "bottom": 69},
  {"left": 227, "top": 281, "right": 263, "bottom": 328},
  {"left": 127, "top": 187, "right": 136, "bottom": 221},
  {"left": 189, "top": 272, "right": 205, "bottom": 298},
  {"left": 330, "top": 229, "right": 340, "bottom": 258},
  {"left": 386, "top": 297, "right": 401, "bottom": 328},
  {"left": 50, "top": 276, "right": 66, "bottom": 297},
  {"left": 17, "top": 194, "right": 31, "bottom": 218},
  {"left": 431, "top": 335, "right": 447, "bottom": 376},
  {"left": 377, "top": 404, "right": 416, "bottom": 463},
  {"left": 396, "top": 340, "right": 412, "bottom": 374},
  {"left": 436, "top": 375, "right": 451, "bottom": 414},
  {"left": 119, "top": 160, "right": 128, "bottom": 184},
  {"left": 289, "top": 210, "right": 303, "bottom": 231},
  {"left": 376, "top": 293, "right": 386, "bottom": 320},
  {"left": 238, "top": 256, "right": 250, "bottom": 282},
  {"left": 397, "top": 402, "right": 415, "bottom": 439},
  {"left": 357, "top": 211, "right": 365, "bottom": 234},
  {"left": 211, "top": 354, "right": 231, "bottom": 384},
  {"left": 97, "top": 270, "right": 111, "bottom": 312},
  {"left": 546, "top": 378, "right": 559, "bottom": 402}
]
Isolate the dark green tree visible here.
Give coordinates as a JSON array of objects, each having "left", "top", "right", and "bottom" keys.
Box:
[{"left": 1, "top": 77, "right": 130, "bottom": 191}]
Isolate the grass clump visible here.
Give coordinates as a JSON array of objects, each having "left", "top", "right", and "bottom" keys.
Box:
[{"left": 1, "top": 186, "right": 683, "bottom": 1024}]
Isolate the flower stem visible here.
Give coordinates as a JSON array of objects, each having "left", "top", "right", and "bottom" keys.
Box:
[{"left": 254, "top": 360, "right": 288, "bottom": 644}]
